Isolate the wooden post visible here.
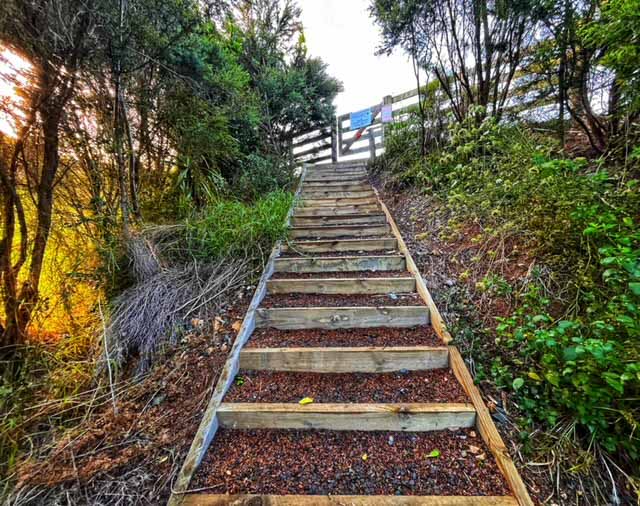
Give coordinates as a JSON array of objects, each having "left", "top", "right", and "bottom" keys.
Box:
[
  {"left": 337, "top": 115, "right": 344, "bottom": 158},
  {"left": 382, "top": 94, "right": 392, "bottom": 145},
  {"left": 368, "top": 129, "right": 376, "bottom": 160},
  {"left": 331, "top": 116, "right": 338, "bottom": 163}
]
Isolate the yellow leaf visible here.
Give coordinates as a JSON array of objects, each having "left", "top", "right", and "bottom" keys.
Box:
[
  {"left": 231, "top": 320, "right": 242, "bottom": 332},
  {"left": 528, "top": 371, "right": 542, "bottom": 381},
  {"left": 299, "top": 397, "right": 314, "bottom": 405},
  {"left": 361, "top": 453, "right": 368, "bottom": 461}
]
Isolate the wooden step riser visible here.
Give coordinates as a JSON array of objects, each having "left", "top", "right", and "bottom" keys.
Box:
[
  {"left": 289, "top": 225, "right": 389, "bottom": 239},
  {"left": 274, "top": 255, "right": 405, "bottom": 273},
  {"left": 182, "top": 495, "right": 518, "bottom": 505},
  {"left": 301, "top": 191, "right": 376, "bottom": 199},
  {"left": 291, "top": 215, "right": 387, "bottom": 227},
  {"left": 302, "top": 183, "right": 371, "bottom": 191},
  {"left": 294, "top": 205, "right": 380, "bottom": 217},
  {"left": 299, "top": 198, "right": 379, "bottom": 207},
  {"left": 218, "top": 403, "right": 476, "bottom": 432},
  {"left": 240, "top": 346, "right": 447, "bottom": 372},
  {"left": 255, "top": 306, "right": 429, "bottom": 330},
  {"left": 282, "top": 238, "right": 397, "bottom": 253},
  {"left": 266, "top": 277, "right": 414, "bottom": 295}
]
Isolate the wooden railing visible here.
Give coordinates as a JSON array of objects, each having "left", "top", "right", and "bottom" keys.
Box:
[{"left": 291, "top": 77, "right": 554, "bottom": 165}]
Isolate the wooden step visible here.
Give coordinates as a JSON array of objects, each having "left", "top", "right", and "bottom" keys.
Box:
[
  {"left": 299, "top": 197, "right": 378, "bottom": 207},
  {"left": 267, "top": 276, "right": 414, "bottom": 294},
  {"left": 274, "top": 255, "right": 405, "bottom": 273},
  {"left": 255, "top": 306, "right": 429, "bottom": 329},
  {"left": 304, "top": 177, "right": 368, "bottom": 184},
  {"left": 294, "top": 204, "right": 380, "bottom": 216},
  {"left": 301, "top": 190, "right": 376, "bottom": 199},
  {"left": 291, "top": 214, "right": 387, "bottom": 227},
  {"left": 282, "top": 238, "right": 397, "bottom": 253},
  {"left": 302, "top": 183, "right": 371, "bottom": 191},
  {"left": 289, "top": 224, "right": 389, "bottom": 239},
  {"left": 182, "top": 495, "right": 518, "bottom": 505},
  {"left": 218, "top": 402, "right": 476, "bottom": 431},
  {"left": 240, "top": 346, "right": 448, "bottom": 372}
]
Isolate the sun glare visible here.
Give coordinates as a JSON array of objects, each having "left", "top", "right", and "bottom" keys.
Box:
[{"left": 0, "top": 46, "right": 32, "bottom": 138}]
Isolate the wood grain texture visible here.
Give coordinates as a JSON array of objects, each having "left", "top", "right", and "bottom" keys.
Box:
[
  {"left": 299, "top": 197, "right": 379, "bottom": 207},
  {"left": 294, "top": 204, "right": 381, "bottom": 217},
  {"left": 239, "top": 346, "right": 448, "bottom": 372},
  {"left": 289, "top": 224, "right": 389, "bottom": 239},
  {"left": 274, "top": 255, "right": 405, "bottom": 273},
  {"left": 301, "top": 190, "right": 376, "bottom": 199},
  {"left": 181, "top": 494, "right": 518, "bottom": 505},
  {"left": 255, "top": 306, "right": 430, "bottom": 330},
  {"left": 301, "top": 183, "right": 371, "bottom": 191},
  {"left": 266, "top": 276, "right": 415, "bottom": 295},
  {"left": 218, "top": 402, "right": 476, "bottom": 431},
  {"left": 291, "top": 214, "right": 387, "bottom": 227},
  {"left": 282, "top": 238, "right": 397, "bottom": 253}
]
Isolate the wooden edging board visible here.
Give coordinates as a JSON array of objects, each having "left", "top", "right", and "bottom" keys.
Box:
[
  {"left": 370, "top": 183, "right": 533, "bottom": 506},
  {"left": 274, "top": 255, "right": 405, "bottom": 273},
  {"left": 266, "top": 276, "right": 415, "bottom": 294},
  {"left": 282, "top": 237, "right": 397, "bottom": 253},
  {"left": 167, "top": 165, "right": 311, "bottom": 506},
  {"left": 181, "top": 494, "right": 519, "bottom": 505}
]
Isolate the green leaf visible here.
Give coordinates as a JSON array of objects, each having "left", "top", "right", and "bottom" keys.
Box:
[
  {"left": 426, "top": 449, "right": 441, "bottom": 458},
  {"left": 512, "top": 378, "right": 525, "bottom": 390},
  {"left": 629, "top": 282, "right": 640, "bottom": 296}
]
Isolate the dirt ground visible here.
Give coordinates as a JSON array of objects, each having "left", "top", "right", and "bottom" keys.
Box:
[{"left": 8, "top": 288, "right": 252, "bottom": 506}]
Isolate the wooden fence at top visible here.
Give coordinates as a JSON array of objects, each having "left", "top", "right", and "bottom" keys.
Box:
[{"left": 290, "top": 76, "right": 555, "bottom": 165}]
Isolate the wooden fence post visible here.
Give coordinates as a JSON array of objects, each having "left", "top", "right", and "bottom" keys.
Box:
[
  {"left": 368, "top": 129, "right": 376, "bottom": 160},
  {"left": 331, "top": 115, "right": 338, "bottom": 163},
  {"left": 382, "top": 94, "right": 393, "bottom": 145}
]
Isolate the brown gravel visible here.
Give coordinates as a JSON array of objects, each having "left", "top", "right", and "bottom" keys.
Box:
[
  {"left": 191, "top": 428, "right": 510, "bottom": 496},
  {"left": 226, "top": 369, "right": 467, "bottom": 403},
  {"left": 247, "top": 326, "right": 444, "bottom": 348},
  {"left": 271, "top": 270, "right": 413, "bottom": 279},
  {"left": 260, "top": 292, "right": 424, "bottom": 308}
]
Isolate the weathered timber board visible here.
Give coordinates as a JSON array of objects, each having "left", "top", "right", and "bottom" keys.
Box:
[
  {"left": 255, "top": 306, "right": 430, "bottom": 330},
  {"left": 291, "top": 214, "right": 387, "bottom": 227},
  {"left": 217, "top": 403, "right": 476, "bottom": 431},
  {"left": 289, "top": 225, "right": 389, "bottom": 239},
  {"left": 239, "top": 346, "right": 448, "bottom": 372},
  {"left": 282, "top": 238, "right": 397, "bottom": 253},
  {"left": 299, "top": 197, "right": 379, "bottom": 207},
  {"left": 181, "top": 495, "right": 518, "bottom": 505},
  {"left": 274, "top": 255, "right": 405, "bottom": 273},
  {"left": 301, "top": 190, "right": 376, "bottom": 199},
  {"left": 293, "top": 205, "right": 381, "bottom": 216}
]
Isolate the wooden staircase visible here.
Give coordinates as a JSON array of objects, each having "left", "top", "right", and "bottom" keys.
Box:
[{"left": 169, "top": 162, "right": 533, "bottom": 506}]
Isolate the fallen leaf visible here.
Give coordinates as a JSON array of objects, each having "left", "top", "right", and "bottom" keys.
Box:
[
  {"left": 468, "top": 445, "right": 481, "bottom": 454},
  {"left": 299, "top": 397, "right": 314, "bottom": 405},
  {"left": 361, "top": 453, "right": 368, "bottom": 461},
  {"left": 231, "top": 320, "right": 242, "bottom": 332},
  {"left": 426, "top": 449, "right": 440, "bottom": 458}
]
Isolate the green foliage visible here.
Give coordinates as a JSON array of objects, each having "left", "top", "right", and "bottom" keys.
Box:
[
  {"left": 380, "top": 112, "right": 640, "bottom": 460},
  {"left": 183, "top": 190, "right": 293, "bottom": 260},
  {"left": 582, "top": 0, "right": 640, "bottom": 112}
]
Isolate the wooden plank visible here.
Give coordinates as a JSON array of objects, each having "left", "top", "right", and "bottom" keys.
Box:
[
  {"left": 266, "top": 276, "right": 415, "bottom": 295},
  {"left": 294, "top": 205, "right": 380, "bottom": 217},
  {"left": 303, "top": 175, "right": 367, "bottom": 182},
  {"left": 255, "top": 306, "right": 429, "bottom": 329},
  {"left": 289, "top": 224, "right": 389, "bottom": 239},
  {"left": 295, "top": 142, "right": 332, "bottom": 159},
  {"left": 218, "top": 403, "right": 476, "bottom": 431},
  {"left": 299, "top": 197, "right": 379, "bottom": 207},
  {"left": 373, "top": 190, "right": 453, "bottom": 344},
  {"left": 292, "top": 130, "right": 331, "bottom": 148},
  {"left": 274, "top": 255, "right": 405, "bottom": 273},
  {"left": 301, "top": 190, "right": 376, "bottom": 199},
  {"left": 302, "top": 183, "right": 371, "bottom": 191},
  {"left": 449, "top": 347, "right": 533, "bottom": 506},
  {"left": 291, "top": 214, "right": 387, "bottom": 227},
  {"left": 282, "top": 238, "right": 397, "bottom": 253},
  {"left": 240, "top": 346, "right": 448, "bottom": 372},
  {"left": 182, "top": 495, "right": 519, "bottom": 505}
]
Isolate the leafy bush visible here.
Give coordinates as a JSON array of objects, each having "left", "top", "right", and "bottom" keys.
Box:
[
  {"left": 380, "top": 111, "right": 640, "bottom": 461},
  {"left": 184, "top": 190, "right": 293, "bottom": 260}
]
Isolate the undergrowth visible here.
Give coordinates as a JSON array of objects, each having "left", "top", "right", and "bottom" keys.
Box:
[{"left": 374, "top": 110, "right": 640, "bottom": 494}]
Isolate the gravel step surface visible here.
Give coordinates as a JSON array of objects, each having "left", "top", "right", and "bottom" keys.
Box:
[
  {"left": 247, "top": 326, "right": 443, "bottom": 348},
  {"left": 226, "top": 369, "right": 467, "bottom": 403},
  {"left": 260, "top": 293, "right": 424, "bottom": 308},
  {"left": 192, "top": 428, "right": 509, "bottom": 496}
]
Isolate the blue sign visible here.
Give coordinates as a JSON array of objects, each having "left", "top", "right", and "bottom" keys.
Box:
[{"left": 350, "top": 108, "right": 372, "bottom": 130}]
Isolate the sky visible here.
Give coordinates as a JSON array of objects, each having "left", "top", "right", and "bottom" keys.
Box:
[{"left": 298, "top": 0, "right": 419, "bottom": 116}]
